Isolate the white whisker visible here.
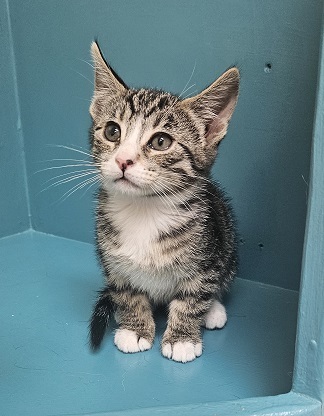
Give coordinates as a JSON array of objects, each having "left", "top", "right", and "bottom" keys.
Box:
[
  {"left": 181, "top": 89, "right": 198, "bottom": 100},
  {"left": 157, "top": 62, "right": 198, "bottom": 127},
  {"left": 179, "top": 84, "right": 196, "bottom": 99},
  {"left": 155, "top": 175, "right": 219, "bottom": 215},
  {"left": 77, "top": 58, "right": 95, "bottom": 69},
  {"left": 178, "top": 61, "right": 197, "bottom": 99},
  {"left": 40, "top": 158, "right": 96, "bottom": 164},
  {"left": 69, "top": 67, "right": 94, "bottom": 86},
  {"left": 56, "top": 175, "right": 99, "bottom": 204},
  {"left": 151, "top": 181, "right": 183, "bottom": 217},
  {"left": 80, "top": 177, "right": 100, "bottom": 199},
  {"left": 41, "top": 170, "right": 98, "bottom": 193},
  {"left": 74, "top": 96, "right": 93, "bottom": 103},
  {"left": 43, "top": 168, "right": 98, "bottom": 184},
  {"left": 45, "top": 144, "right": 94, "bottom": 159},
  {"left": 150, "top": 186, "right": 177, "bottom": 215},
  {"left": 35, "top": 164, "right": 97, "bottom": 174},
  {"left": 154, "top": 179, "right": 194, "bottom": 215}
]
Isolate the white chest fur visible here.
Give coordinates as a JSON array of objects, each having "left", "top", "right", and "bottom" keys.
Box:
[{"left": 102, "top": 194, "right": 192, "bottom": 301}]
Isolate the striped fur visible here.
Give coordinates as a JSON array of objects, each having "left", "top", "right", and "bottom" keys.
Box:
[{"left": 89, "top": 42, "right": 239, "bottom": 362}]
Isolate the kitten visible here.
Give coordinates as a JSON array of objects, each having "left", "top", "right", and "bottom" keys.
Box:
[{"left": 89, "top": 42, "right": 239, "bottom": 363}]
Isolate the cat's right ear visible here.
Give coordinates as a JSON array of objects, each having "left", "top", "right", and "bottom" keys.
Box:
[{"left": 91, "top": 41, "right": 128, "bottom": 95}]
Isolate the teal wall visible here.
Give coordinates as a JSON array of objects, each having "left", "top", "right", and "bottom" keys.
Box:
[
  {"left": 3, "top": 0, "right": 323, "bottom": 290},
  {"left": 293, "top": 17, "right": 324, "bottom": 401},
  {"left": 0, "top": 0, "right": 30, "bottom": 237}
]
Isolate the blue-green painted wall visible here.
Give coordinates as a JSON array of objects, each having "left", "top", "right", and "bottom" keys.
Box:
[
  {"left": 0, "top": 0, "right": 30, "bottom": 237},
  {"left": 6, "top": 0, "right": 323, "bottom": 290},
  {"left": 293, "top": 15, "right": 324, "bottom": 402}
]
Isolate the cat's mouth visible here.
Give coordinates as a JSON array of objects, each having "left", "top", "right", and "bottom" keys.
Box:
[{"left": 114, "top": 176, "right": 140, "bottom": 190}]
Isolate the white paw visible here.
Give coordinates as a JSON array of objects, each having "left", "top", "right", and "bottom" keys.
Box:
[
  {"left": 114, "top": 329, "right": 152, "bottom": 353},
  {"left": 162, "top": 341, "right": 202, "bottom": 363},
  {"left": 204, "top": 300, "right": 227, "bottom": 329}
]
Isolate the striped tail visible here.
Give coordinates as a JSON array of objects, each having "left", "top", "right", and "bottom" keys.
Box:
[{"left": 89, "top": 287, "right": 113, "bottom": 350}]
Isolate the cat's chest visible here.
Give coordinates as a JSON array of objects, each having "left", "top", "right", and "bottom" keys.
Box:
[
  {"left": 104, "top": 196, "right": 185, "bottom": 267},
  {"left": 98, "top": 194, "right": 199, "bottom": 302}
]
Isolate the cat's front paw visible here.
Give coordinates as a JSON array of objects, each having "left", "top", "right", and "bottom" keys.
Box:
[
  {"left": 162, "top": 341, "right": 202, "bottom": 363},
  {"left": 114, "top": 328, "right": 152, "bottom": 353}
]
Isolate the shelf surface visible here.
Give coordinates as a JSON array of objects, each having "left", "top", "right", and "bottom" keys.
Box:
[{"left": 0, "top": 231, "right": 298, "bottom": 415}]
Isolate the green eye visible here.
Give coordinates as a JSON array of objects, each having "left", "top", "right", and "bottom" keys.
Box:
[
  {"left": 104, "top": 122, "right": 121, "bottom": 142},
  {"left": 148, "top": 133, "right": 173, "bottom": 151}
]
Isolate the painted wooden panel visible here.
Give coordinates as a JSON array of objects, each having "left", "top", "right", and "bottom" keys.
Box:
[
  {"left": 8, "top": 0, "right": 323, "bottom": 289},
  {"left": 0, "top": 0, "right": 30, "bottom": 237}
]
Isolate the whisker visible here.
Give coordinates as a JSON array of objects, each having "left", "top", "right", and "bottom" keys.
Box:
[
  {"left": 74, "top": 96, "right": 93, "bottom": 103},
  {"left": 149, "top": 186, "right": 176, "bottom": 215},
  {"left": 80, "top": 177, "right": 100, "bottom": 199},
  {"left": 41, "top": 170, "right": 98, "bottom": 193},
  {"left": 157, "top": 62, "right": 198, "bottom": 127},
  {"left": 151, "top": 182, "right": 182, "bottom": 216},
  {"left": 69, "top": 67, "right": 94, "bottom": 86},
  {"left": 178, "top": 61, "right": 197, "bottom": 99},
  {"left": 155, "top": 176, "right": 219, "bottom": 215},
  {"left": 77, "top": 58, "right": 95, "bottom": 69},
  {"left": 35, "top": 164, "right": 97, "bottom": 174},
  {"left": 181, "top": 89, "right": 198, "bottom": 100},
  {"left": 40, "top": 158, "right": 97, "bottom": 164},
  {"left": 43, "top": 168, "right": 99, "bottom": 184},
  {"left": 179, "top": 83, "right": 196, "bottom": 100},
  {"left": 56, "top": 175, "right": 100, "bottom": 204},
  {"left": 196, "top": 175, "right": 218, "bottom": 188},
  {"left": 45, "top": 144, "right": 94, "bottom": 159},
  {"left": 154, "top": 179, "right": 195, "bottom": 215}
]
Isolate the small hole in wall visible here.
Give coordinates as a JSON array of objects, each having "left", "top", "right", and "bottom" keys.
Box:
[
  {"left": 264, "top": 63, "right": 272, "bottom": 73},
  {"left": 258, "top": 243, "right": 264, "bottom": 250}
]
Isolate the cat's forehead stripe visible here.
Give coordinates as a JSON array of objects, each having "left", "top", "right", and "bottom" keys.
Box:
[
  {"left": 123, "top": 89, "right": 178, "bottom": 120},
  {"left": 125, "top": 92, "right": 137, "bottom": 117},
  {"left": 124, "top": 118, "right": 145, "bottom": 148}
]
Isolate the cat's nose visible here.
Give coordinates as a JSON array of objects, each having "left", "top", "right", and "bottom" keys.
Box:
[{"left": 115, "top": 157, "right": 135, "bottom": 172}]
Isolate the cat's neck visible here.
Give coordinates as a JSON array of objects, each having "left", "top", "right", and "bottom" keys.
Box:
[
  {"left": 101, "top": 185, "right": 200, "bottom": 221},
  {"left": 105, "top": 189, "right": 179, "bottom": 214}
]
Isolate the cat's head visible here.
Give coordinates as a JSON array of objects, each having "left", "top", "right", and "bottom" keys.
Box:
[{"left": 89, "top": 42, "right": 239, "bottom": 196}]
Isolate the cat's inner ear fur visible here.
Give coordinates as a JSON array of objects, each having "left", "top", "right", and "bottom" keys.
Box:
[
  {"left": 182, "top": 67, "right": 239, "bottom": 148},
  {"left": 91, "top": 41, "right": 128, "bottom": 96}
]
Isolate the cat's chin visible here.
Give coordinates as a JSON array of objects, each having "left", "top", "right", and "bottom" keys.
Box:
[{"left": 108, "top": 178, "right": 146, "bottom": 196}]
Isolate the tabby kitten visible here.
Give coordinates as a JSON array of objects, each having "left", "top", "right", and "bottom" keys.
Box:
[{"left": 89, "top": 42, "right": 239, "bottom": 363}]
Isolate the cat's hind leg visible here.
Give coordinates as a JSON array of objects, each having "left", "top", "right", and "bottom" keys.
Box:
[{"left": 203, "top": 299, "right": 227, "bottom": 329}]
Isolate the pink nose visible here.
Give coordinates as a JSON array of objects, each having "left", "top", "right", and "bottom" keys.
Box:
[{"left": 115, "top": 157, "right": 134, "bottom": 172}]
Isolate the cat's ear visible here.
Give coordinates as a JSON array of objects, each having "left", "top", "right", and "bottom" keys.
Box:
[
  {"left": 91, "top": 41, "right": 128, "bottom": 95},
  {"left": 182, "top": 67, "right": 239, "bottom": 146}
]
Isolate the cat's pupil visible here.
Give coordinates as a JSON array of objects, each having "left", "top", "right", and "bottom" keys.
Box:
[{"left": 158, "top": 137, "right": 164, "bottom": 146}]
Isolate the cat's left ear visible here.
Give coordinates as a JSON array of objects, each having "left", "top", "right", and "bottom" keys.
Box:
[{"left": 182, "top": 67, "right": 239, "bottom": 147}]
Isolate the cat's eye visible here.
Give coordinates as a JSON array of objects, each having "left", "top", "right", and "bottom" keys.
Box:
[
  {"left": 104, "top": 122, "right": 121, "bottom": 142},
  {"left": 148, "top": 133, "right": 173, "bottom": 151}
]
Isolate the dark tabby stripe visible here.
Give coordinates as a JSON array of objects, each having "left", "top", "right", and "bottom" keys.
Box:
[
  {"left": 126, "top": 93, "right": 136, "bottom": 116},
  {"left": 177, "top": 142, "right": 203, "bottom": 173},
  {"left": 158, "top": 217, "right": 197, "bottom": 242}
]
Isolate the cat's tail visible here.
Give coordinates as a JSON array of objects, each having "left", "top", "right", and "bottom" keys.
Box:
[{"left": 89, "top": 286, "right": 113, "bottom": 351}]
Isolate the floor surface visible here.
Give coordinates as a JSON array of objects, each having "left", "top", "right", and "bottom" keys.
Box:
[{"left": 0, "top": 231, "right": 299, "bottom": 415}]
